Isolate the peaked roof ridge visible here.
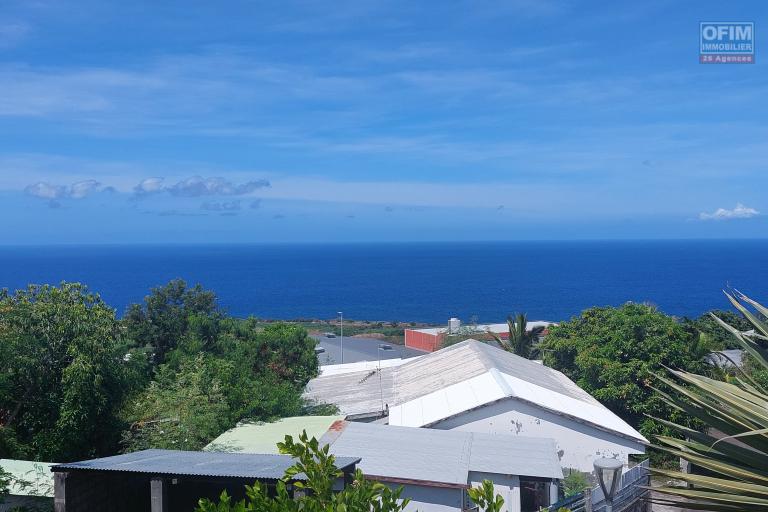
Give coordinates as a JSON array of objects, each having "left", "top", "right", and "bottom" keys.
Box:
[{"left": 461, "top": 337, "right": 549, "bottom": 372}]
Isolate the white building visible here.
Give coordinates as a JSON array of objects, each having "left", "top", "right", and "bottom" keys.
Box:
[{"left": 304, "top": 340, "right": 647, "bottom": 472}]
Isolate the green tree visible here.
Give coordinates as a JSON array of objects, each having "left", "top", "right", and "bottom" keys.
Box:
[
  {"left": 489, "top": 313, "right": 545, "bottom": 358},
  {"left": 121, "top": 355, "right": 232, "bottom": 451},
  {"left": 124, "top": 279, "right": 220, "bottom": 366},
  {"left": 122, "top": 322, "right": 317, "bottom": 452},
  {"left": 0, "top": 283, "right": 131, "bottom": 461},
  {"left": 684, "top": 309, "right": 755, "bottom": 350},
  {"left": 195, "top": 431, "right": 410, "bottom": 512},
  {"left": 540, "top": 303, "right": 710, "bottom": 442},
  {"left": 652, "top": 291, "right": 768, "bottom": 510}
]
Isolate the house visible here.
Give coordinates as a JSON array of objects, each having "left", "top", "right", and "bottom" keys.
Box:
[
  {"left": 0, "top": 459, "right": 55, "bottom": 511},
  {"left": 304, "top": 339, "right": 647, "bottom": 472},
  {"left": 207, "top": 418, "right": 563, "bottom": 512},
  {"left": 50, "top": 449, "right": 359, "bottom": 512}
]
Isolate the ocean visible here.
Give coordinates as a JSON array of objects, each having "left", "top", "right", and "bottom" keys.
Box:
[{"left": 0, "top": 240, "right": 765, "bottom": 323}]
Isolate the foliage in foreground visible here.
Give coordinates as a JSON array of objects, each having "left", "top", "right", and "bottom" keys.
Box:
[
  {"left": 541, "top": 303, "right": 710, "bottom": 443},
  {"left": 196, "top": 431, "right": 410, "bottom": 512},
  {"left": 651, "top": 291, "right": 768, "bottom": 511},
  {"left": 467, "top": 480, "right": 505, "bottom": 512}
]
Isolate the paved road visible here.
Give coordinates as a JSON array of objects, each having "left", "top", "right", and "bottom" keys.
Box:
[{"left": 313, "top": 335, "right": 424, "bottom": 365}]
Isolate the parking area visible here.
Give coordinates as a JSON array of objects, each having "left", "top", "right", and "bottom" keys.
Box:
[{"left": 313, "top": 334, "right": 424, "bottom": 365}]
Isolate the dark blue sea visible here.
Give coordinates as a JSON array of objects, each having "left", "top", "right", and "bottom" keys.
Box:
[{"left": 0, "top": 241, "right": 765, "bottom": 323}]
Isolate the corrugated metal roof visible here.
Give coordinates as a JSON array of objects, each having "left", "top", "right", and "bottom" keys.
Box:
[
  {"left": 51, "top": 449, "right": 359, "bottom": 480},
  {"left": 304, "top": 340, "right": 646, "bottom": 442},
  {"left": 0, "top": 459, "right": 56, "bottom": 497},
  {"left": 322, "top": 421, "right": 562, "bottom": 486},
  {"left": 305, "top": 366, "right": 395, "bottom": 418},
  {"left": 205, "top": 416, "right": 345, "bottom": 454}
]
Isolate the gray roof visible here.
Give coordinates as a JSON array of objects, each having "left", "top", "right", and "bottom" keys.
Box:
[
  {"left": 321, "top": 421, "right": 563, "bottom": 486},
  {"left": 304, "top": 339, "right": 600, "bottom": 416},
  {"left": 51, "top": 449, "right": 359, "bottom": 481},
  {"left": 706, "top": 349, "right": 745, "bottom": 368},
  {"left": 305, "top": 366, "right": 396, "bottom": 418},
  {"left": 393, "top": 340, "right": 601, "bottom": 406}
]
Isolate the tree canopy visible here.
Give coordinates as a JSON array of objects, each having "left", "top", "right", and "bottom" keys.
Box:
[
  {"left": 124, "top": 279, "right": 221, "bottom": 367},
  {"left": 120, "top": 284, "right": 318, "bottom": 452},
  {"left": 0, "top": 280, "right": 321, "bottom": 461},
  {"left": 0, "top": 283, "right": 131, "bottom": 461},
  {"left": 540, "top": 303, "right": 710, "bottom": 442},
  {"left": 683, "top": 309, "right": 755, "bottom": 350}
]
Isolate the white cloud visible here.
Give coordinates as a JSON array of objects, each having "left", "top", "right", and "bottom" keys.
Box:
[
  {"left": 133, "top": 177, "right": 165, "bottom": 194},
  {"left": 69, "top": 179, "right": 102, "bottom": 199},
  {"left": 24, "top": 179, "right": 106, "bottom": 203},
  {"left": 133, "top": 176, "right": 270, "bottom": 197},
  {"left": 699, "top": 203, "right": 760, "bottom": 221},
  {"left": 24, "top": 182, "right": 66, "bottom": 199}
]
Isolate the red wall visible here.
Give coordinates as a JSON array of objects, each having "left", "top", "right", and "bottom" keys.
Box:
[{"left": 404, "top": 329, "right": 443, "bottom": 352}]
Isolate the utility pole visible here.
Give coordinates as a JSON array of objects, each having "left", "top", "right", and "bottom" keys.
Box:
[{"left": 338, "top": 311, "right": 344, "bottom": 364}]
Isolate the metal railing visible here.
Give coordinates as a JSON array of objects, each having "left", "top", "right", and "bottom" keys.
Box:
[{"left": 549, "top": 460, "right": 649, "bottom": 512}]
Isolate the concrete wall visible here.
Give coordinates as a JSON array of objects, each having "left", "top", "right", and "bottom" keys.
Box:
[
  {"left": 431, "top": 398, "right": 645, "bottom": 472},
  {"left": 468, "top": 472, "right": 519, "bottom": 512},
  {"left": 403, "top": 330, "right": 442, "bottom": 352}
]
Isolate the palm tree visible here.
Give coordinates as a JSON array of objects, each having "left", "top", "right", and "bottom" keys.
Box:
[
  {"left": 489, "top": 313, "right": 545, "bottom": 358},
  {"left": 650, "top": 290, "right": 768, "bottom": 511}
]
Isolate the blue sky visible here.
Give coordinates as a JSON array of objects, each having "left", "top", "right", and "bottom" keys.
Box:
[{"left": 1, "top": 0, "right": 766, "bottom": 243}]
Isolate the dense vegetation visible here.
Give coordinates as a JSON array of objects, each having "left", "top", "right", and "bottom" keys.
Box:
[
  {"left": 0, "top": 280, "right": 319, "bottom": 462},
  {"left": 540, "top": 303, "right": 712, "bottom": 446}
]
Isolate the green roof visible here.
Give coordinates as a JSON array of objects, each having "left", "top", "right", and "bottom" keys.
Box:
[
  {"left": 205, "top": 415, "right": 343, "bottom": 454},
  {"left": 0, "top": 459, "right": 56, "bottom": 497}
]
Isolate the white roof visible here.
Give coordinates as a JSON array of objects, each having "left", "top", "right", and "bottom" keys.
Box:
[
  {"left": 411, "top": 321, "right": 554, "bottom": 336},
  {"left": 0, "top": 459, "right": 55, "bottom": 497},
  {"left": 322, "top": 421, "right": 563, "bottom": 486},
  {"left": 304, "top": 340, "right": 647, "bottom": 443}
]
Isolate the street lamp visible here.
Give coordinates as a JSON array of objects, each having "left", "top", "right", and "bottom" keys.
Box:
[
  {"left": 593, "top": 458, "right": 623, "bottom": 512},
  {"left": 338, "top": 312, "right": 344, "bottom": 364}
]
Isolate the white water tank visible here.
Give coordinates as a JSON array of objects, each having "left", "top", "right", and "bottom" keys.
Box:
[{"left": 448, "top": 317, "right": 461, "bottom": 334}]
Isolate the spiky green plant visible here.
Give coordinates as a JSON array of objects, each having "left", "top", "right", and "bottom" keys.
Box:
[
  {"left": 650, "top": 290, "right": 768, "bottom": 511},
  {"left": 489, "top": 313, "right": 545, "bottom": 358}
]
